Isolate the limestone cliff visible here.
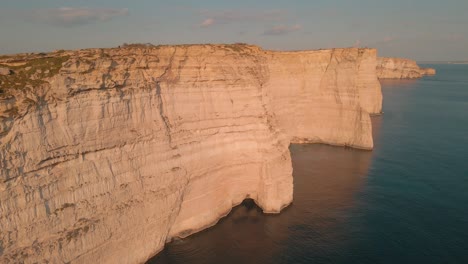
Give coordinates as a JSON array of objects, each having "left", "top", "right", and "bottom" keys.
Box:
[
  {"left": 0, "top": 44, "right": 381, "bottom": 263},
  {"left": 266, "top": 48, "right": 381, "bottom": 149},
  {"left": 377, "top": 57, "right": 436, "bottom": 79}
]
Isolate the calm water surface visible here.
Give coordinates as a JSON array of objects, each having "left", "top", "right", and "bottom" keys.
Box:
[{"left": 150, "top": 64, "right": 468, "bottom": 264}]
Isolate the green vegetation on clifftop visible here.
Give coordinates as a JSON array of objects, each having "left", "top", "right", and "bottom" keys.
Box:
[{"left": 0, "top": 55, "right": 69, "bottom": 97}]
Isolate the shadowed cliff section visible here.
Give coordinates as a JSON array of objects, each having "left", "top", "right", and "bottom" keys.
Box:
[
  {"left": 377, "top": 57, "right": 436, "bottom": 79},
  {"left": 0, "top": 44, "right": 382, "bottom": 264}
]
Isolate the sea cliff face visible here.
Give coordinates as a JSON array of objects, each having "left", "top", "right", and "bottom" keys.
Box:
[
  {"left": 377, "top": 57, "right": 436, "bottom": 79},
  {"left": 266, "top": 48, "right": 381, "bottom": 149},
  {"left": 0, "top": 44, "right": 381, "bottom": 263}
]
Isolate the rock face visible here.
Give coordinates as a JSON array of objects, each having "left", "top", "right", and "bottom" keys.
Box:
[
  {"left": 420, "top": 67, "right": 436, "bottom": 75},
  {"left": 0, "top": 67, "right": 12, "bottom": 76},
  {"left": 266, "top": 48, "right": 381, "bottom": 149},
  {"left": 377, "top": 57, "right": 436, "bottom": 79},
  {"left": 0, "top": 44, "right": 382, "bottom": 263}
]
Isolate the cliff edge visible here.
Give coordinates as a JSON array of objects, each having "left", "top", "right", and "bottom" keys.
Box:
[
  {"left": 377, "top": 57, "right": 436, "bottom": 79},
  {"left": 0, "top": 44, "right": 381, "bottom": 263}
]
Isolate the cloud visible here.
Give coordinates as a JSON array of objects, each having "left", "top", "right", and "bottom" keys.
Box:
[
  {"left": 200, "top": 18, "right": 215, "bottom": 27},
  {"left": 198, "top": 9, "right": 286, "bottom": 27},
  {"left": 366, "top": 36, "right": 398, "bottom": 47},
  {"left": 263, "top": 24, "right": 301, "bottom": 36},
  {"left": 32, "top": 7, "right": 129, "bottom": 27},
  {"left": 383, "top": 36, "right": 396, "bottom": 43}
]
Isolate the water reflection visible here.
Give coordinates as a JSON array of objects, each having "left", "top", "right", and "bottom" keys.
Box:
[{"left": 150, "top": 119, "right": 381, "bottom": 264}]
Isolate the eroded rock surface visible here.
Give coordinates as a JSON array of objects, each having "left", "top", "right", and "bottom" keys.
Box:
[
  {"left": 266, "top": 48, "right": 381, "bottom": 149},
  {"left": 0, "top": 67, "right": 12, "bottom": 76},
  {"left": 0, "top": 44, "right": 381, "bottom": 263},
  {"left": 377, "top": 57, "right": 436, "bottom": 79}
]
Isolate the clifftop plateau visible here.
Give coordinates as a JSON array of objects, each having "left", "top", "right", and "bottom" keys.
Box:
[{"left": 0, "top": 44, "right": 381, "bottom": 263}]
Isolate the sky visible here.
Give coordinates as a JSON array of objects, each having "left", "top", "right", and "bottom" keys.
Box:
[{"left": 0, "top": 0, "right": 467, "bottom": 61}]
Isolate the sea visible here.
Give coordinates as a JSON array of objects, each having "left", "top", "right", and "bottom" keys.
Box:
[{"left": 149, "top": 64, "right": 468, "bottom": 264}]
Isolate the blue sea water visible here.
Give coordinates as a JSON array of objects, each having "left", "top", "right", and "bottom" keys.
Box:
[{"left": 149, "top": 64, "right": 468, "bottom": 264}]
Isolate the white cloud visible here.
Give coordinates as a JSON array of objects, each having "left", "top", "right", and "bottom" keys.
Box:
[
  {"left": 200, "top": 18, "right": 215, "bottom": 27},
  {"left": 197, "top": 9, "right": 286, "bottom": 28},
  {"left": 383, "top": 36, "right": 396, "bottom": 43},
  {"left": 32, "top": 7, "right": 129, "bottom": 27},
  {"left": 263, "top": 24, "right": 302, "bottom": 36}
]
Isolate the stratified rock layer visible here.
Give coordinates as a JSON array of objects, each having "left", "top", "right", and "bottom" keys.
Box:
[
  {"left": 377, "top": 57, "right": 436, "bottom": 79},
  {"left": 0, "top": 44, "right": 381, "bottom": 263},
  {"left": 266, "top": 48, "right": 381, "bottom": 149}
]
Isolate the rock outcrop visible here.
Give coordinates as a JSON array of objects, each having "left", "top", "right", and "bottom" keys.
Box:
[
  {"left": 266, "top": 48, "right": 381, "bottom": 149},
  {"left": 0, "top": 67, "right": 12, "bottom": 76},
  {"left": 377, "top": 57, "right": 436, "bottom": 79},
  {"left": 420, "top": 67, "right": 436, "bottom": 76},
  {"left": 0, "top": 44, "right": 382, "bottom": 263}
]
